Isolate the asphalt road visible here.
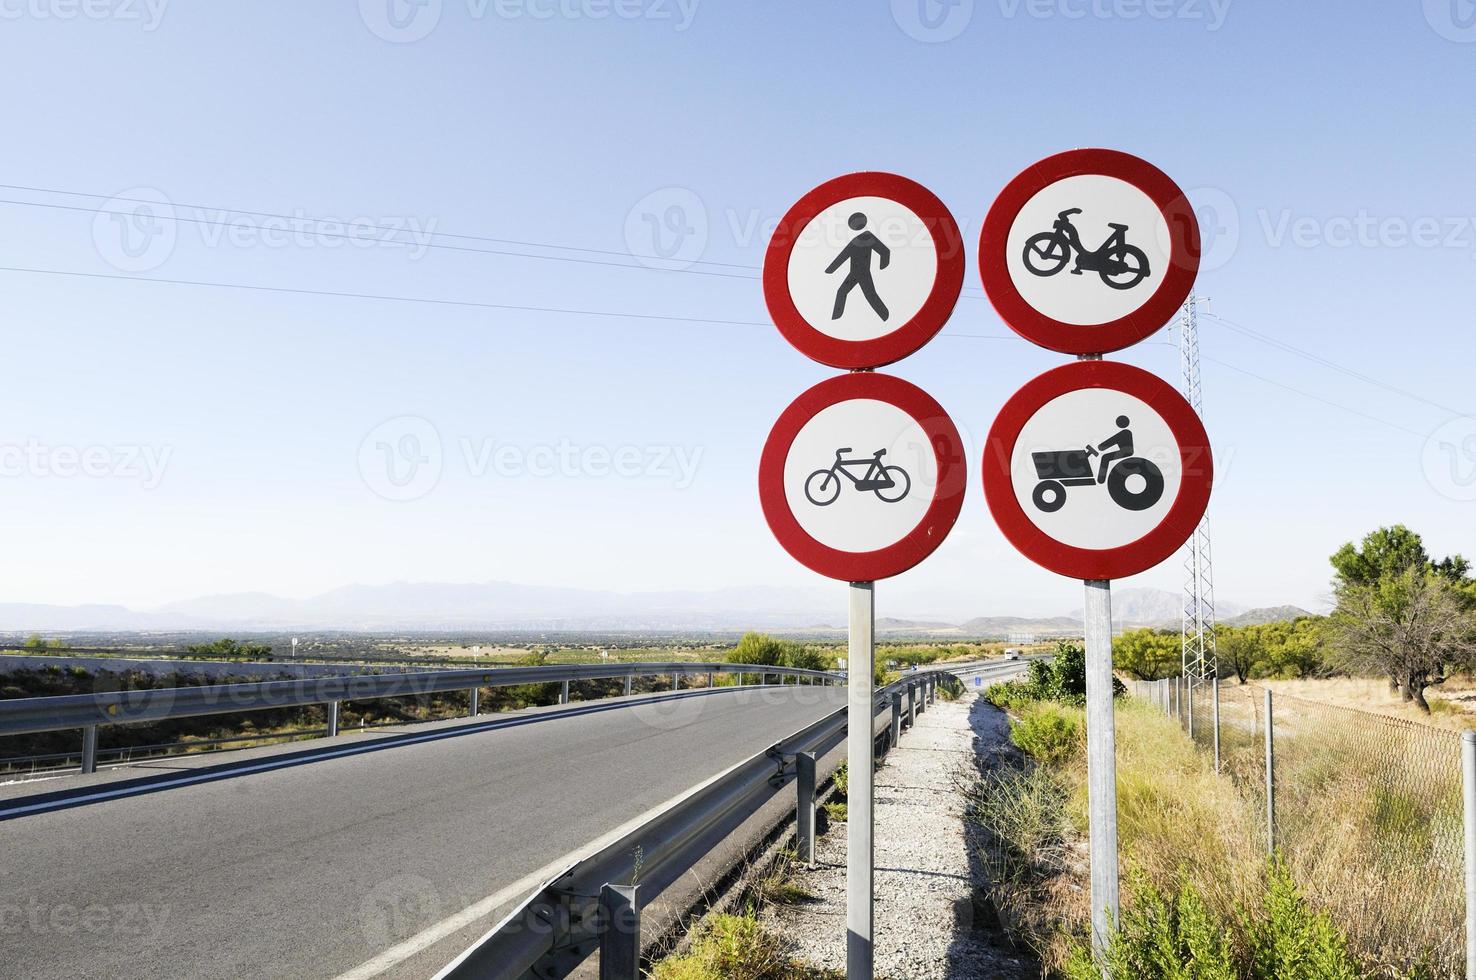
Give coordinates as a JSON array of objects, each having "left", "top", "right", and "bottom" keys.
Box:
[{"left": 0, "top": 684, "right": 847, "bottom": 980}]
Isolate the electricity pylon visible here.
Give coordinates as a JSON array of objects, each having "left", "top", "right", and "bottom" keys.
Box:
[{"left": 1178, "top": 293, "right": 1217, "bottom": 680}]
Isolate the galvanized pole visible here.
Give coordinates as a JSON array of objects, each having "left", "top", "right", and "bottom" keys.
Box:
[
  {"left": 468, "top": 687, "right": 480, "bottom": 718},
  {"left": 1186, "top": 674, "right": 1195, "bottom": 741},
  {"left": 598, "top": 883, "right": 639, "bottom": 980},
  {"left": 1462, "top": 730, "right": 1475, "bottom": 980},
  {"left": 1083, "top": 579, "right": 1120, "bottom": 962},
  {"left": 80, "top": 725, "right": 98, "bottom": 774},
  {"left": 326, "top": 701, "right": 340, "bottom": 738},
  {"left": 847, "top": 581, "right": 875, "bottom": 980},
  {"left": 561, "top": 680, "right": 571, "bottom": 705},
  {"left": 890, "top": 692, "right": 902, "bottom": 749},
  {"left": 1212, "top": 674, "right": 1221, "bottom": 773},
  {"left": 797, "top": 751, "right": 817, "bottom": 868},
  {"left": 1264, "top": 688, "right": 1275, "bottom": 855},
  {"left": 624, "top": 674, "right": 633, "bottom": 697}
]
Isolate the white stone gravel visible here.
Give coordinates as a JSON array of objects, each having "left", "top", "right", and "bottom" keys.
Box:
[{"left": 762, "top": 695, "right": 1036, "bottom": 979}]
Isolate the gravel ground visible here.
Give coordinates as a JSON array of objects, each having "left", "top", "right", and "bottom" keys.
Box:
[{"left": 762, "top": 694, "right": 1036, "bottom": 979}]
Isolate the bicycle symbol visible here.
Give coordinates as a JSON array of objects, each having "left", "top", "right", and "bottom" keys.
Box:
[
  {"left": 1030, "top": 416, "right": 1164, "bottom": 513},
  {"left": 1023, "top": 208, "right": 1151, "bottom": 291},
  {"left": 804, "top": 448, "right": 911, "bottom": 506}
]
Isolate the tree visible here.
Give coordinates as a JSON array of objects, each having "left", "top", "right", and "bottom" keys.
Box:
[
  {"left": 1216, "top": 625, "right": 1264, "bottom": 684},
  {"left": 781, "top": 645, "right": 829, "bottom": 672},
  {"left": 728, "top": 632, "right": 788, "bottom": 666},
  {"left": 1112, "top": 628, "right": 1181, "bottom": 680},
  {"left": 1329, "top": 527, "right": 1476, "bottom": 712},
  {"left": 22, "top": 634, "right": 53, "bottom": 652}
]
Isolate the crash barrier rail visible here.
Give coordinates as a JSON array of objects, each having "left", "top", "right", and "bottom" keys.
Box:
[
  {"left": 437, "top": 660, "right": 1034, "bottom": 980},
  {"left": 0, "top": 661, "right": 842, "bottom": 776},
  {"left": 1130, "top": 676, "right": 1473, "bottom": 980}
]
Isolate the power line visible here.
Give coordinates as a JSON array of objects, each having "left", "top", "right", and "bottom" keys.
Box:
[{"left": 1202, "top": 311, "right": 1467, "bottom": 417}]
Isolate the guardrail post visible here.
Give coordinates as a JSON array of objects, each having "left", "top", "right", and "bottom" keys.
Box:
[
  {"left": 327, "top": 701, "right": 340, "bottom": 738},
  {"left": 890, "top": 692, "right": 902, "bottom": 749},
  {"left": 598, "top": 883, "right": 639, "bottom": 980},
  {"left": 80, "top": 725, "right": 98, "bottom": 774},
  {"left": 672, "top": 673, "right": 680, "bottom": 691},
  {"left": 1212, "top": 674, "right": 1221, "bottom": 774},
  {"left": 1462, "top": 730, "right": 1475, "bottom": 980},
  {"left": 907, "top": 684, "right": 916, "bottom": 728},
  {"left": 624, "top": 674, "right": 632, "bottom": 697},
  {"left": 468, "top": 687, "right": 479, "bottom": 718},
  {"left": 561, "top": 680, "right": 571, "bottom": 705},
  {"left": 797, "top": 750, "right": 816, "bottom": 868},
  {"left": 1264, "top": 688, "right": 1276, "bottom": 855},
  {"left": 707, "top": 672, "right": 714, "bottom": 688}
]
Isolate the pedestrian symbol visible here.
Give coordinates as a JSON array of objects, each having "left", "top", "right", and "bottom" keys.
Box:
[{"left": 826, "top": 213, "right": 891, "bottom": 321}]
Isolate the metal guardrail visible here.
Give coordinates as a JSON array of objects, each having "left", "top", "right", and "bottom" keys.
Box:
[
  {"left": 0, "top": 661, "right": 841, "bottom": 774},
  {"left": 435, "top": 663, "right": 1032, "bottom": 980}
]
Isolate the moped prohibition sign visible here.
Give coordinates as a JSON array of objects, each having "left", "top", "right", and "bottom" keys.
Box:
[
  {"left": 764, "top": 172, "right": 965, "bottom": 370},
  {"left": 760, "top": 372, "right": 966, "bottom": 581},
  {"left": 979, "top": 149, "right": 1200, "bottom": 355},
  {"left": 982, "top": 360, "right": 1212, "bottom": 581}
]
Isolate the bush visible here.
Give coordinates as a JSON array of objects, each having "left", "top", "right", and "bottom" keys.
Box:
[
  {"left": 650, "top": 913, "right": 830, "bottom": 980},
  {"left": 984, "top": 641, "right": 1122, "bottom": 710},
  {"left": 1009, "top": 702, "right": 1085, "bottom": 765}
]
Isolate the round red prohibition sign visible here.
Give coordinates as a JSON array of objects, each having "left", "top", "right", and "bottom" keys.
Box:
[
  {"left": 760, "top": 373, "right": 966, "bottom": 582},
  {"left": 763, "top": 172, "right": 965, "bottom": 370},
  {"left": 982, "top": 360, "right": 1212, "bottom": 581},
  {"left": 979, "top": 149, "right": 1200, "bottom": 355}
]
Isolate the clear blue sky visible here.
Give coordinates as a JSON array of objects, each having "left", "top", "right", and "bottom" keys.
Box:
[{"left": 1, "top": 1, "right": 1472, "bottom": 619}]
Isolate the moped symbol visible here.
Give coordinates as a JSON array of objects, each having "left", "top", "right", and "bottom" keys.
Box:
[
  {"left": 1030, "top": 416, "right": 1164, "bottom": 513},
  {"left": 805, "top": 448, "right": 911, "bottom": 506},
  {"left": 1023, "top": 208, "right": 1151, "bottom": 291}
]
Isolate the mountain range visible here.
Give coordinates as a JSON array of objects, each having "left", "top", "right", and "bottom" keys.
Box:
[{"left": 0, "top": 582, "right": 1308, "bottom": 636}]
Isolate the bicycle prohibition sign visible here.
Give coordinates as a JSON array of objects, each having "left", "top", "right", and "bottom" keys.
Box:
[{"left": 804, "top": 447, "right": 911, "bottom": 506}]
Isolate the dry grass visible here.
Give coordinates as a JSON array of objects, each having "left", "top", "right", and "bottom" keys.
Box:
[{"left": 1257, "top": 676, "right": 1476, "bottom": 730}]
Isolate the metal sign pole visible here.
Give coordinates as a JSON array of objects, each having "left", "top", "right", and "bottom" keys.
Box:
[
  {"left": 1083, "top": 578, "right": 1120, "bottom": 964},
  {"left": 847, "top": 580, "right": 875, "bottom": 980}
]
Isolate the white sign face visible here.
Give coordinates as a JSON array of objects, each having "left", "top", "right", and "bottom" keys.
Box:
[
  {"left": 786, "top": 195, "right": 939, "bottom": 343},
  {"left": 1009, "top": 387, "right": 1183, "bottom": 551},
  {"left": 782, "top": 397, "right": 939, "bottom": 553},
  {"left": 1006, "top": 174, "right": 1172, "bottom": 326}
]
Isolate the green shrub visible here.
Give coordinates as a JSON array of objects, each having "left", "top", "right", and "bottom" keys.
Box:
[
  {"left": 650, "top": 913, "right": 835, "bottom": 980},
  {"left": 1009, "top": 702, "right": 1084, "bottom": 765},
  {"left": 832, "top": 761, "right": 848, "bottom": 797}
]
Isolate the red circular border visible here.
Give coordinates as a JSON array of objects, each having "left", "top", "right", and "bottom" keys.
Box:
[
  {"left": 979, "top": 149, "right": 1200, "bottom": 355},
  {"left": 763, "top": 172, "right": 965, "bottom": 370},
  {"left": 982, "top": 361, "right": 1212, "bottom": 580},
  {"left": 760, "top": 373, "right": 966, "bottom": 581}
]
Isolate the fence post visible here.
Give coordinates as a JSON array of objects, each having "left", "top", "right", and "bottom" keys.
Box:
[
  {"left": 797, "top": 751, "right": 816, "bottom": 868},
  {"left": 1212, "top": 675, "right": 1221, "bottom": 774},
  {"left": 1462, "top": 730, "right": 1475, "bottom": 980},
  {"left": 1186, "top": 675, "right": 1195, "bottom": 741},
  {"left": 1264, "top": 688, "right": 1276, "bottom": 855},
  {"left": 80, "top": 725, "right": 98, "bottom": 774},
  {"left": 598, "top": 883, "right": 639, "bottom": 980},
  {"left": 327, "top": 701, "right": 340, "bottom": 738},
  {"left": 890, "top": 692, "right": 902, "bottom": 748},
  {"left": 468, "top": 687, "right": 479, "bottom": 718}
]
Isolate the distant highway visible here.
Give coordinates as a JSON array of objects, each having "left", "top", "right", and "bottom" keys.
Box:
[{"left": 0, "top": 684, "right": 850, "bottom": 980}]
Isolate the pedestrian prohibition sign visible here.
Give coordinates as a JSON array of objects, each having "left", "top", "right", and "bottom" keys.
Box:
[
  {"left": 979, "top": 149, "right": 1200, "bottom": 356},
  {"left": 982, "top": 360, "right": 1211, "bottom": 581},
  {"left": 760, "top": 372, "right": 965, "bottom": 581},
  {"left": 764, "top": 172, "right": 965, "bottom": 370}
]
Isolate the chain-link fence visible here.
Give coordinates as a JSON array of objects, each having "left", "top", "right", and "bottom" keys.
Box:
[{"left": 1127, "top": 676, "right": 1468, "bottom": 980}]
